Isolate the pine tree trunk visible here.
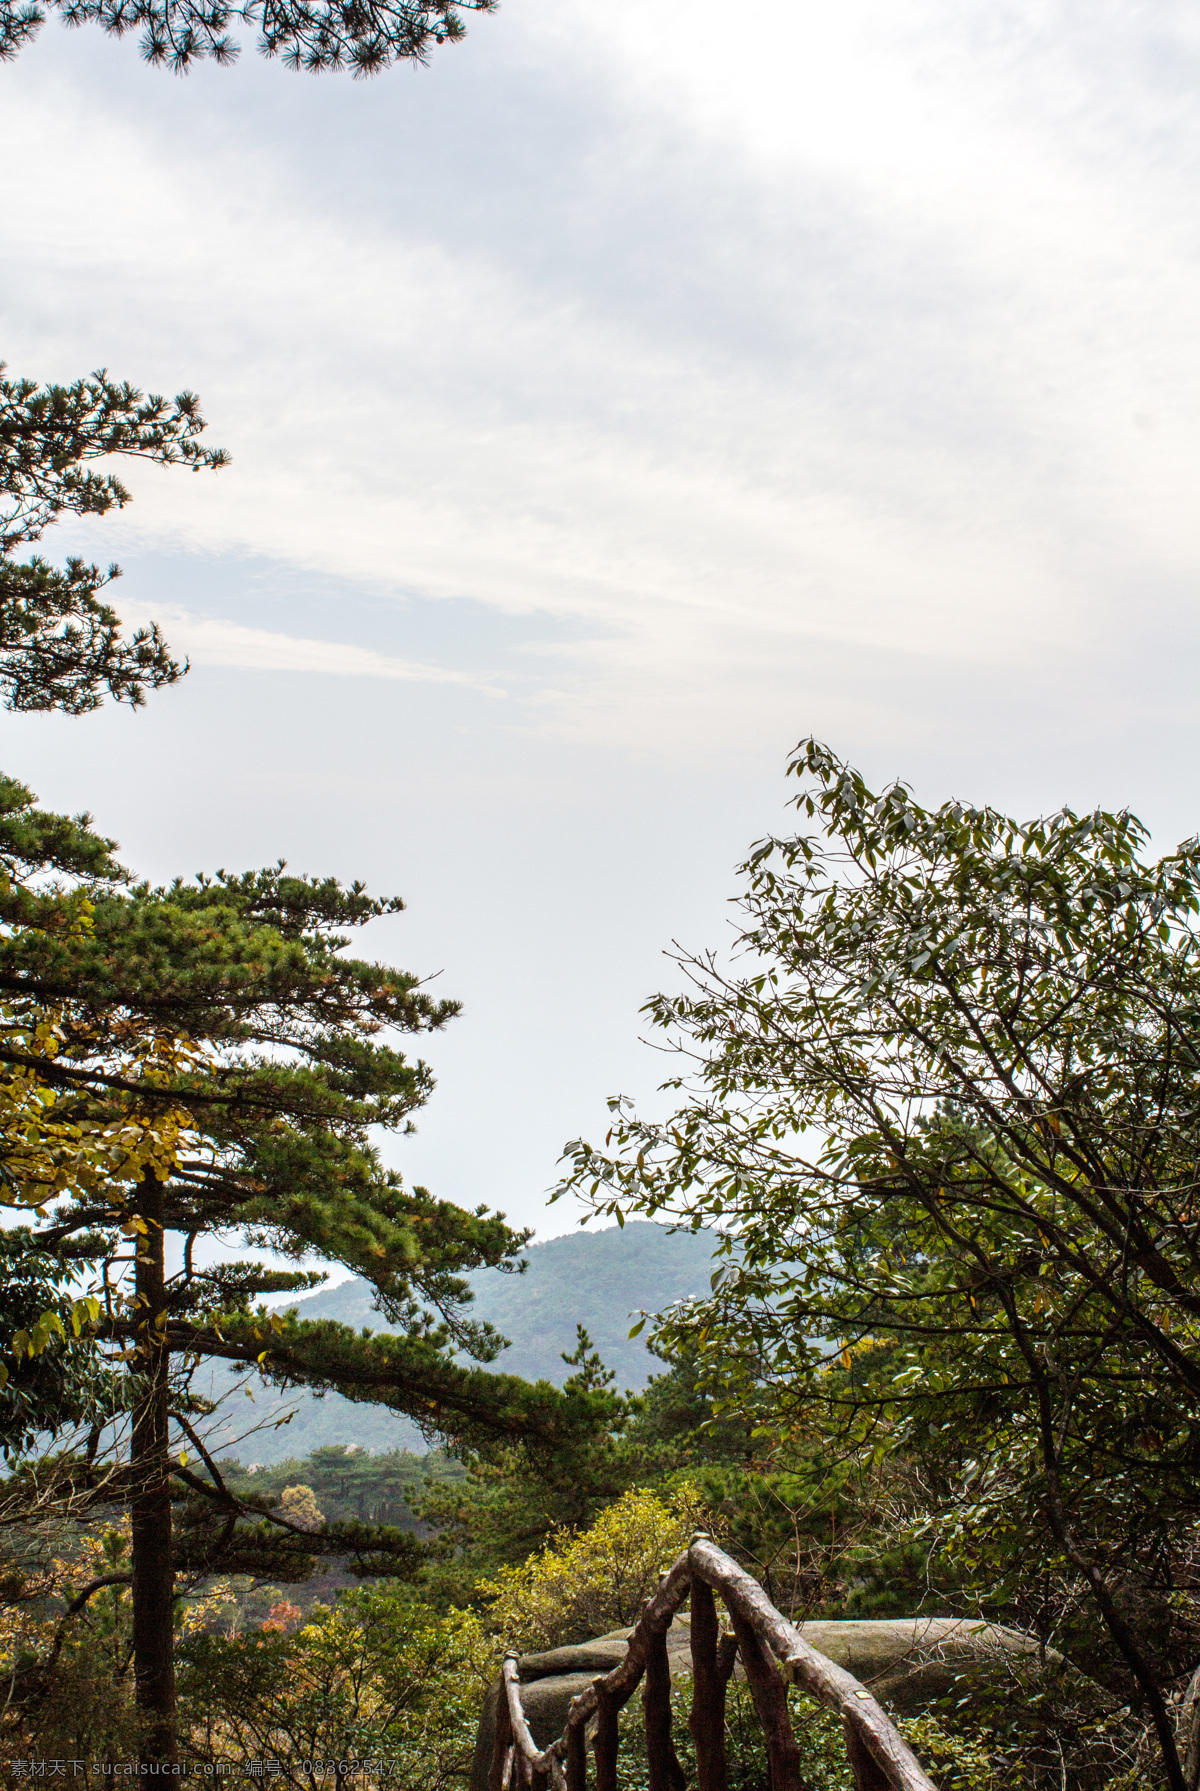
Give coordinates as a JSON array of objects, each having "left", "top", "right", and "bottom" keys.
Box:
[{"left": 130, "top": 1171, "right": 177, "bottom": 1763}]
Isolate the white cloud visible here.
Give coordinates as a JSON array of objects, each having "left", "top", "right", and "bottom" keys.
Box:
[
  {"left": 4, "top": 1, "right": 1200, "bottom": 1231},
  {"left": 137, "top": 609, "right": 505, "bottom": 689},
  {"left": 2, "top": 0, "right": 1198, "bottom": 755}
]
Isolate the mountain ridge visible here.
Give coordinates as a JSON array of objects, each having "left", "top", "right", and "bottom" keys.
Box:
[{"left": 203, "top": 1221, "right": 719, "bottom": 1464}]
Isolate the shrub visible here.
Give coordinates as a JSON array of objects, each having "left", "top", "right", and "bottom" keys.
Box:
[
  {"left": 180, "top": 1588, "right": 492, "bottom": 1790},
  {"left": 477, "top": 1485, "right": 706, "bottom": 1652}
]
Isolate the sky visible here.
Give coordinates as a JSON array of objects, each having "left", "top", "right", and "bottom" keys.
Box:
[{"left": 1, "top": 0, "right": 1199, "bottom": 1249}]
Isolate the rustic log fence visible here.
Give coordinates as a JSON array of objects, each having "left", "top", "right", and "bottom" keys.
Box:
[{"left": 488, "top": 1534, "right": 938, "bottom": 1791}]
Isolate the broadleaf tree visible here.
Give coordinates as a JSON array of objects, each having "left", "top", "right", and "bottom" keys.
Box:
[{"left": 558, "top": 737, "right": 1200, "bottom": 1791}]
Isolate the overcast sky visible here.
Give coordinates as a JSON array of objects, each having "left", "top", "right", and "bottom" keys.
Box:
[{"left": 2, "top": 0, "right": 1199, "bottom": 1248}]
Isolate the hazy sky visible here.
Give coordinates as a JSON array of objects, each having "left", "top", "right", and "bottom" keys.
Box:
[{"left": 2, "top": 0, "right": 1198, "bottom": 1245}]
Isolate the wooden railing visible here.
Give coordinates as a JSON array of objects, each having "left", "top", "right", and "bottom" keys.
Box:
[{"left": 489, "top": 1534, "right": 938, "bottom": 1791}]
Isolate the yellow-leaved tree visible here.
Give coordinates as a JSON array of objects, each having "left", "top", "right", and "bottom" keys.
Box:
[
  {"left": 477, "top": 1485, "right": 706, "bottom": 1653},
  {"left": 0, "top": 983, "right": 203, "bottom": 1388}
]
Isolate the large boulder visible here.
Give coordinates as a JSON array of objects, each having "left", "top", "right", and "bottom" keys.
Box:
[
  {"left": 793, "top": 1615, "right": 1054, "bottom": 1710},
  {"left": 469, "top": 1612, "right": 1057, "bottom": 1791}
]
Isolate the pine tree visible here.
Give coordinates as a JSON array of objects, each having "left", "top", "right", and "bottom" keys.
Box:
[
  {"left": 0, "top": 367, "right": 599, "bottom": 1762},
  {"left": 0, "top": 772, "right": 611, "bottom": 1761},
  {"left": 0, "top": 363, "right": 225, "bottom": 713},
  {"left": 0, "top": 0, "right": 494, "bottom": 74}
]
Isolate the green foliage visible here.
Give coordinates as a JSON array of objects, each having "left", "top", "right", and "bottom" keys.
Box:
[
  {"left": 4, "top": 1531, "right": 489, "bottom": 1780},
  {"left": 0, "top": 771, "right": 535, "bottom": 1427},
  {"left": 625, "top": 1340, "right": 757, "bottom": 1469},
  {"left": 616, "top": 1677, "right": 1023, "bottom": 1791},
  {"left": 417, "top": 1328, "right": 635, "bottom": 1604},
  {"left": 476, "top": 1482, "right": 1143, "bottom": 1790},
  {"left": 178, "top": 1587, "right": 491, "bottom": 1788},
  {"left": 616, "top": 1680, "right": 859, "bottom": 1791},
  {"left": 204, "top": 1223, "right": 724, "bottom": 1459},
  {"left": 0, "top": 0, "right": 493, "bottom": 73},
  {"left": 558, "top": 738, "right": 1200, "bottom": 1786},
  {"left": 0, "top": 774, "right": 607, "bottom": 1754},
  {"left": 0, "top": 363, "right": 224, "bottom": 713},
  {"left": 892, "top": 1712, "right": 995, "bottom": 1791},
  {"left": 0, "top": 1518, "right": 146, "bottom": 1763},
  {"left": 416, "top": 1320, "right": 774, "bottom": 1614},
  {"left": 1, "top": 363, "right": 224, "bottom": 544},
  {"left": 220, "top": 1445, "right": 463, "bottom": 1528},
  {"left": 0, "top": 1229, "right": 126, "bottom": 1454},
  {"left": 476, "top": 1484, "right": 705, "bottom": 1651},
  {"left": 0, "top": 356, "right": 615, "bottom": 1756}
]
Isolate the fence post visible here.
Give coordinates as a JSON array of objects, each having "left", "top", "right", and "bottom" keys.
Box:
[
  {"left": 844, "top": 1721, "right": 896, "bottom": 1791},
  {"left": 593, "top": 1683, "right": 620, "bottom": 1791},
  {"left": 689, "top": 1539, "right": 729, "bottom": 1791},
  {"left": 489, "top": 1667, "right": 515, "bottom": 1791},
  {"left": 643, "top": 1617, "right": 686, "bottom": 1791},
  {"left": 566, "top": 1714, "right": 588, "bottom": 1791},
  {"left": 498, "top": 1536, "right": 938, "bottom": 1791},
  {"left": 729, "top": 1607, "right": 805, "bottom": 1791}
]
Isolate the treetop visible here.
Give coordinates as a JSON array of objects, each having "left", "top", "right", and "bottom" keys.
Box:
[
  {"left": 0, "top": 0, "right": 495, "bottom": 72},
  {"left": 0, "top": 365, "right": 226, "bottom": 557},
  {"left": 0, "top": 364, "right": 227, "bottom": 714}
]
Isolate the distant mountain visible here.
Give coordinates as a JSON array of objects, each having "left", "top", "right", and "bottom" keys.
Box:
[{"left": 203, "top": 1222, "right": 718, "bottom": 1465}]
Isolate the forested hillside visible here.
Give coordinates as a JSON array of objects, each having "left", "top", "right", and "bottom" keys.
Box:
[{"left": 202, "top": 1222, "right": 718, "bottom": 1463}]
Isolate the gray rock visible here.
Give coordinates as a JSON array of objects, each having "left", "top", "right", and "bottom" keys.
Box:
[
  {"left": 795, "top": 1616, "right": 1055, "bottom": 1712},
  {"left": 469, "top": 1612, "right": 1058, "bottom": 1791},
  {"left": 469, "top": 1619, "right": 695, "bottom": 1791}
]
